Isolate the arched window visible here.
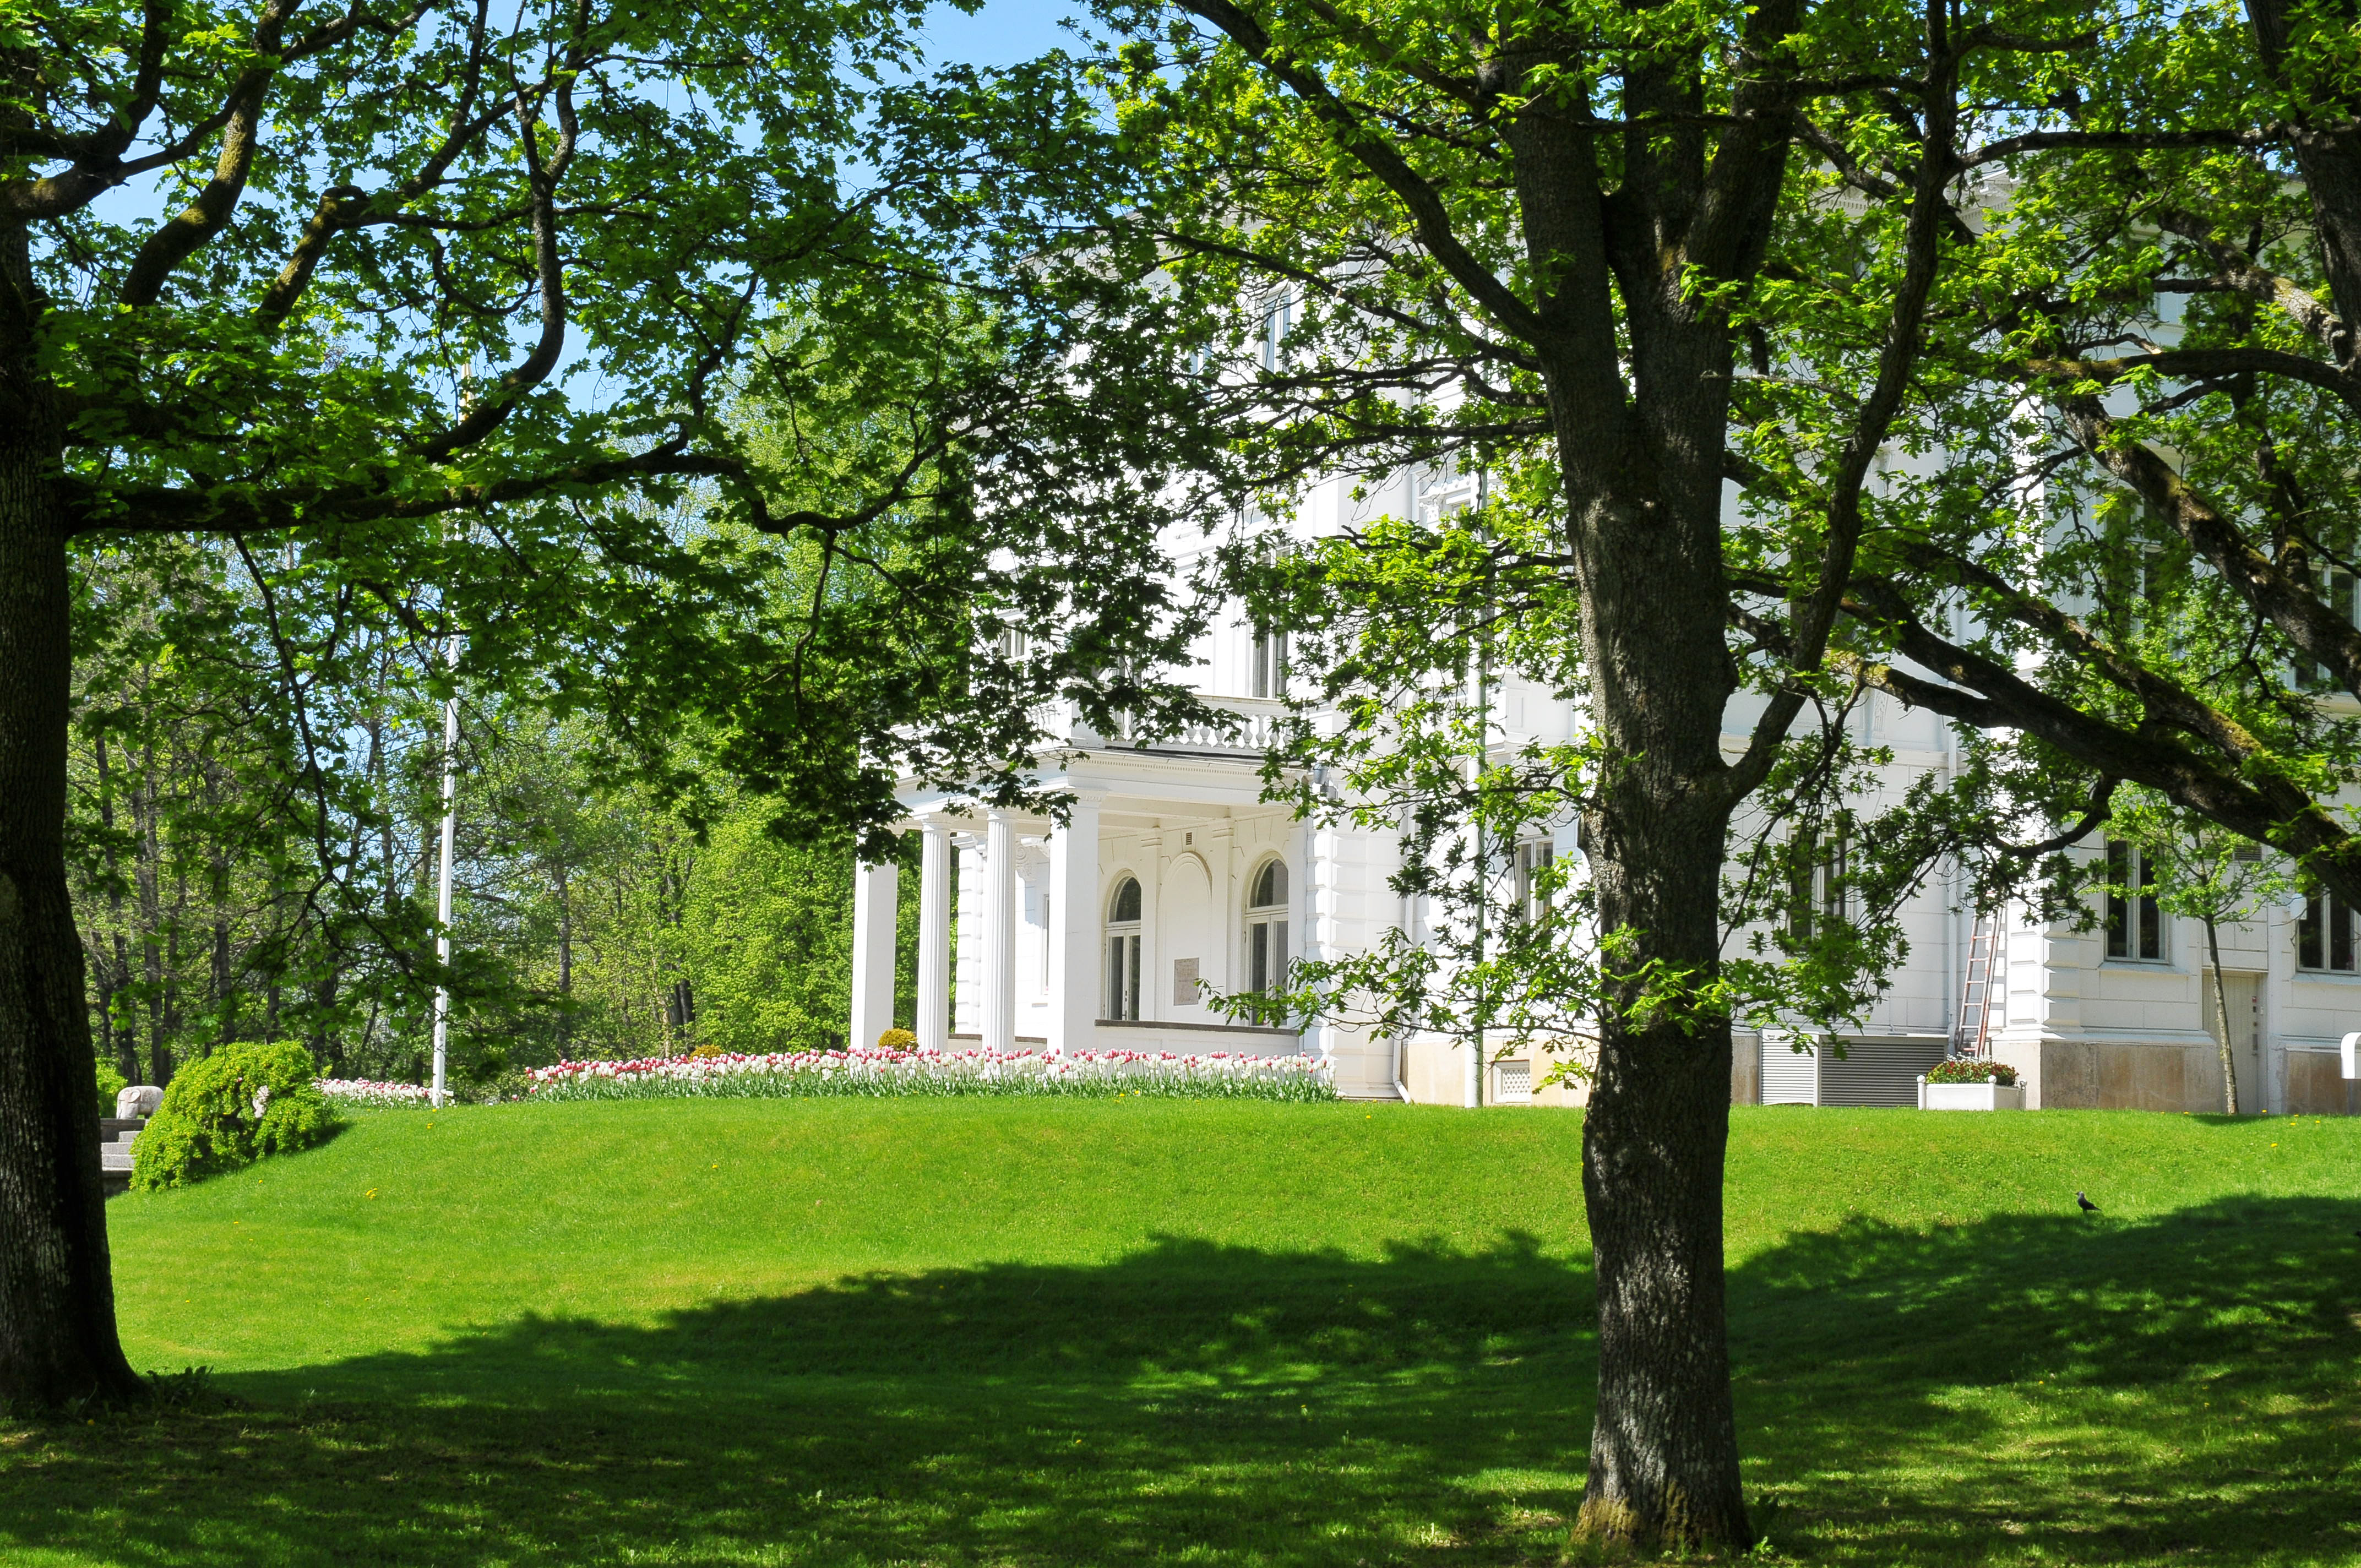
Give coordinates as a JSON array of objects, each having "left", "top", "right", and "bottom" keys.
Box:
[
  {"left": 1245, "top": 859, "right": 1290, "bottom": 1010},
  {"left": 1106, "top": 876, "right": 1143, "bottom": 1020}
]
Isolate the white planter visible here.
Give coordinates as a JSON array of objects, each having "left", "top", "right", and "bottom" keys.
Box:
[{"left": 1919, "top": 1079, "right": 2025, "bottom": 1111}]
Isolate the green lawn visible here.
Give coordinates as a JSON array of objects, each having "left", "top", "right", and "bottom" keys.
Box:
[{"left": 4, "top": 1099, "right": 2358, "bottom": 1566}]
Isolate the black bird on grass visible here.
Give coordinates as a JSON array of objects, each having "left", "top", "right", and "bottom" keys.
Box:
[{"left": 2076, "top": 1191, "right": 2100, "bottom": 1215}]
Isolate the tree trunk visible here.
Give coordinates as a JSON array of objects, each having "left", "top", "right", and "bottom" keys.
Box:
[
  {"left": 0, "top": 223, "right": 148, "bottom": 1406},
  {"left": 1549, "top": 238, "right": 1759, "bottom": 1554},
  {"left": 1577, "top": 823, "right": 1747, "bottom": 1548},
  {"left": 1499, "top": 39, "right": 1780, "bottom": 1526},
  {"left": 206, "top": 765, "right": 231, "bottom": 1039},
  {"left": 2206, "top": 914, "right": 2239, "bottom": 1114},
  {"left": 136, "top": 733, "right": 167, "bottom": 1085},
  {"left": 555, "top": 861, "right": 573, "bottom": 1058}
]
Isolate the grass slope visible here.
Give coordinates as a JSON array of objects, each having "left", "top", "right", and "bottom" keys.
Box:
[{"left": 2, "top": 1099, "right": 2357, "bottom": 1566}]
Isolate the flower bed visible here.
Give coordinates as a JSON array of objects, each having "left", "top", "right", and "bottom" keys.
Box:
[
  {"left": 513, "top": 1046, "right": 1339, "bottom": 1102},
  {"left": 1925, "top": 1058, "right": 2017, "bottom": 1086},
  {"left": 318, "top": 1079, "right": 444, "bottom": 1109}
]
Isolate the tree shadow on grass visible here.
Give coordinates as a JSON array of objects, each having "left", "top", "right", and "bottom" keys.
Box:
[
  {"left": 1727, "top": 1194, "right": 2361, "bottom": 1565},
  {"left": 4, "top": 1199, "right": 2359, "bottom": 1567},
  {"left": 3, "top": 1235, "right": 1598, "bottom": 1568}
]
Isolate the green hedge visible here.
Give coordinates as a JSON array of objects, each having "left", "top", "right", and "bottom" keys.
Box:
[
  {"left": 130, "top": 1041, "right": 341, "bottom": 1191},
  {"left": 95, "top": 1059, "right": 127, "bottom": 1118}
]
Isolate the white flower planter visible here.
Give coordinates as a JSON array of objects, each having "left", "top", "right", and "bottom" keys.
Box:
[{"left": 1918, "top": 1079, "right": 2025, "bottom": 1111}]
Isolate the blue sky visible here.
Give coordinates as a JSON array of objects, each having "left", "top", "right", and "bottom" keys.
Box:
[{"left": 910, "top": 0, "right": 1091, "bottom": 67}]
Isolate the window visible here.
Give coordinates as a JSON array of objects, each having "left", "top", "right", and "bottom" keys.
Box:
[
  {"left": 2120, "top": 546, "right": 2167, "bottom": 631},
  {"left": 2295, "top": 567, "right": 2358, "bottom": 689},
  {"left": 1513, "top": 838, "right": 1555, "bottom": 923},
  {"left": 2299, "top": 891, "right": 2357, "bottom": 972},
  {"left": 1259, "top": 295, "right": 1292, "bottom": 371},
  {"left": 2105, "top": 839, "right": 2163, "bottom": 961},
  {"left": 1105, "top": 876, "right": 1143, "bottom": 1020},
  {"left": 1027, "top": 883, "right": 1051, "bottom": 997},
  {"left": 1245, "top": 859, "right": 1291, "bottom": 1017},
  {"left": 1787, "top": 827, "right": 1848, "bottom": 941},
  {"left": 1415, "top": 455, "right": 1474, "bottom": 525},
  {"left": 1250, "top": 627, "right": 1288, "bottom": 699}
]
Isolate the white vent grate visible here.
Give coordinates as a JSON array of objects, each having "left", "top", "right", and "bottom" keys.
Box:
[{"left": 1496, "top": 1060, "right": 1532, "bottom": 1103}]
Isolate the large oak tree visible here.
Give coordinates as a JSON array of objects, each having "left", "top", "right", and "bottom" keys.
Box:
[
  {"left": 0, "top": 0, "right": 966, "bottom": 1407},
  {"left": 896, "top": 0, "right": 2361, "bottom": 1550}
]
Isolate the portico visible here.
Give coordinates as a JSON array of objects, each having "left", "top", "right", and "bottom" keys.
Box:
[{"left": 846, "top": 743, "right": 1380, "bottom": 1070}]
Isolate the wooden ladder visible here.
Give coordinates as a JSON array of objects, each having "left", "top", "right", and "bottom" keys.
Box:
[{"left": 1954, "top": 913, "right": 1999, "bottom": 1059}]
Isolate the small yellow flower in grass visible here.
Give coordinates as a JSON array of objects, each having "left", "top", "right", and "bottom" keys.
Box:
[{"left": 365, "top": 1189, "right": 378, "bottom": 1199}]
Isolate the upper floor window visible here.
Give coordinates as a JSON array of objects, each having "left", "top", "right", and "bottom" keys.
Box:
[
  {"left": 2298, "top": 891, "right": 2357, "bottom": 972},
  {"left": 1106, "top": 876, "right": 1143, "bottom": 1020},
  {"left": 1788, "top": 827, "right": 1848, "bottom": 941},
  {"left": 2295, "top": 567, "right": 2358, "bottom": 690},
  {"left": 1251, "top": 627, "right": 1289, "bottom": 699},
  {"left": 1513, "top": 837, "right": 1555, "bottom": 923},
  {"left": 1245, "top": 859, "right": 1291, "bottom": 1012},
  {"left": 2104, "top": 839, "right": 2162, "bottom": 961},
  {"left": 1259, "top": 296, "right": 1293, "bottom": 371}
]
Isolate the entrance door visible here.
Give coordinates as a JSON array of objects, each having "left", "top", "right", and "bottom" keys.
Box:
[{"left": 2201, "top": 970, "right": 2264, "bottom": 1113}]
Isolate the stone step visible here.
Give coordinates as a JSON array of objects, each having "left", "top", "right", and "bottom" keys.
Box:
[{"left": 96, "top": 1118, "right": 144, "bottom": 1197}]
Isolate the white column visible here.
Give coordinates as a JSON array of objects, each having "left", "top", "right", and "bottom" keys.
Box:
[
  {"left": 849, "top": 854, "right": 900, "bottom": 1050},
  {"left": 1047, "top": 794, "right": 1102, "bottom": 1055},
  {"left": 1139, "top": 832, "right": 1163, "bottom": 1022},
  {"left": 954, "top": 832, "right": 983, "bottom": 1036},
  {"left": 1205, "top": 819, "right": 1236, "bottom": 997},
  {"left": 983, "top": 809, "right": 1019, "bottom": 1055},
  {"left": 917, "top": 817, "right": 952, "bottom": 1052}
]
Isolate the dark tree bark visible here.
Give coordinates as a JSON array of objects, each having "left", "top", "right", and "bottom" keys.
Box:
[
  {"left": 0, "top": 225, "right": 146, "bottom": 1408},
  {"left": 1503, "top": 13, "right": 1802, "bottom": 1547}
]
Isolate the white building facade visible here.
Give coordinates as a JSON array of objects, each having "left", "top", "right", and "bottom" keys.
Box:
[{"left": 845, "top": 465, "right": 2361, "bottom": 1117}]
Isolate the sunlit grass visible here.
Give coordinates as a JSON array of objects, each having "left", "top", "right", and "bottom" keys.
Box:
[{"left": 1, "top": 1099, "right": 2355, "bottom": 1565}]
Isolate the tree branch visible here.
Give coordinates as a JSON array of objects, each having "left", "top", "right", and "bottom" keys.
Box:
[{"left": 1170, "top": 0, "right": 1549, "bottom": 344}]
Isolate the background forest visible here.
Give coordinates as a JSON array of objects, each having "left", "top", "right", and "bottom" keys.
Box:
[{"left": 67, "top": 534, "right": 920, "bottom": 1092}]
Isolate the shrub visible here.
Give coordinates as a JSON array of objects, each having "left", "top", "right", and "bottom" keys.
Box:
[
  {"left": 875, "top": 1027, "right": 918, "bottom": 1051},
  {"left": 131, "top": 1041, "right": 341, "bottom": 1191},
  {"left": 1927, "top": 1058, "right": 2017, "bottom": 1086},
  {"left": 95, "top": 1059, "right": 127, "bottom": 1119}
]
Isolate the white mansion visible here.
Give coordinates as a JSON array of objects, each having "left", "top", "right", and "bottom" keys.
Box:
[{"left": 844, "top": 463, "right": 2361, "bottom": 1118}]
